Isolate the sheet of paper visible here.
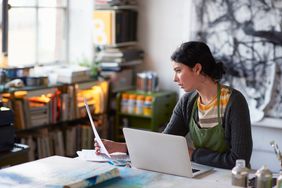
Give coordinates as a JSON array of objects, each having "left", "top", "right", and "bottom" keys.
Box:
[
  {"left": 77, "top": 149, "right": 130, "bottom": 162},
  {"left": 84, "top": 98, "right": 111, "bottom": 158},
  {"left": 77, "top": 150, "right": 109, "bottom": 162}
]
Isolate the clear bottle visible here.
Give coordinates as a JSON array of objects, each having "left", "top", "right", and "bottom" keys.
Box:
[
  {"left": 231, "top": 159, "right": 249, "bottom": 187},
  {"left": 255, "top": 165, "right": 272, "bottom": 188},
  {"left": 143, "top": 96, "right": 153, "bottom": 116},
  {"left": 121, "top": 93, "right": 129, "bottom": 113},
  {"left": 127, "top": 94, "right": 136, "bottom": 114},
  {"left": 135, "top": 95, "right": 145, "bottom": 115}
]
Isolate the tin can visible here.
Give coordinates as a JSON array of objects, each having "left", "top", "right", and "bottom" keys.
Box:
[
  {"left": 255, "top": 165, "right": 272, "bottom": 188},
  {"left": 231, "top": 159, "right": 249, "bottom": 187},
  {"left": 147, "top": 72, "right": 158, "bottom": 92},
  {"left": 136, "top": 73, "right": 147, "bottom": 92}
]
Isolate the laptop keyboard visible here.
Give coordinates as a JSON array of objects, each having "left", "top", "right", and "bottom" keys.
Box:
[{"left": 192, "top": 168, "right": 200, "bottom": 173}]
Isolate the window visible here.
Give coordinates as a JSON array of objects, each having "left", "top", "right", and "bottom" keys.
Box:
[{"left": 3, "top": 0, "right": 68, "bottom": 67}]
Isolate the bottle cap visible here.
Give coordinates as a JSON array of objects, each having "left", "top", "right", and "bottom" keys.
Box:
[
  {"left": 256, "top": 165, "right": 272, "bottom": 179},
  {"left": 137, "top": 95, "right": 145, "bottom": 100},
  {"left": 129, "top": 94, "right": 136, "bottom": 100},
  {"left": 236, "top": 159, "right": 246, "bottom": 168},
  {"left": 122, "top": 93, "right": 129, "bottom": 99},
  {"left": 145, "top": 96, "right": 153, "bottom": 101}
]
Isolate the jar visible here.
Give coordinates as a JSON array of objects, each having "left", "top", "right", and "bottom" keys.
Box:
[
  {"left": 231, "top": 159, "right": 249, "bottom": 187},
  {"left": 121, "top": 93, "right": 129, "bottom": 113},
  {"left": 128, "top": 94, "right": 136, "bottom": 114},
  {"left": 143, "top": 96, "right": 153, "bottom": 116},
  {"left": 135, "top": 95, "right": 145, "bottom": 115},
  {"left": 255, "top": 165, "right": 272, "bottom": 188}
]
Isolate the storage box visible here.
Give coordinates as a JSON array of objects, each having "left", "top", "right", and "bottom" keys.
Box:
[{"left": 0, "top": 105, "right": 14, "bottom": 152}]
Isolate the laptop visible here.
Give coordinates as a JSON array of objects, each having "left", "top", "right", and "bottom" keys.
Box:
[{"left": 123, "top": 128, "right": 213, "bottom": 178}]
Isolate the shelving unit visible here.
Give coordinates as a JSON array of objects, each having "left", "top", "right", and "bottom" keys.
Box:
[
  {"left": 115, "top": 90, "right": 177, "bottom": 141},
  {"left": 0, "top": 80, "right": 110, "bottom": 161},
  {"left": 93, "top": 2, "right": 144, "bottom": 140}
]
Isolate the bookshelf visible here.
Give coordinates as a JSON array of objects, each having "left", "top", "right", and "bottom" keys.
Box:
[
  {"left": 1, "top": 80, "right": 110, "bottom": 161},
  {"left": 93, "top": 1, "right": 143, "bottom": 140}
]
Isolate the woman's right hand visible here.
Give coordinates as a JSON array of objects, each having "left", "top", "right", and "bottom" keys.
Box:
[{"left": 94, "top": 139, "right": 127, "bottom": 155}]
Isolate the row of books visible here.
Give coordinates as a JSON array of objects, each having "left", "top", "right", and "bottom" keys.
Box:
[
  {"left": 19, "top": 125, "right": 95, "bottom": 161},
  {"left": 93, "top": 9, "right": 138, "bottom": 46},
  {"left": 96, "top": 47, "right": 144, "bottom": 71},
  {"left": 12, "top": 81, "right": 109, "bottom": 130}
]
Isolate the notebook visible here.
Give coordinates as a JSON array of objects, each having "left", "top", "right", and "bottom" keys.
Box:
[{"left": 123, "top": 127, "right": 213, "bottom": 178}]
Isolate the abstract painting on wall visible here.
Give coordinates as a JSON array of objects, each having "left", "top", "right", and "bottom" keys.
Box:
[{"left": 194, "top": 0, "right": 282, "bottom": 121}]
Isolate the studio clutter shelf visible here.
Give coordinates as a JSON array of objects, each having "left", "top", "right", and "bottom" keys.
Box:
[
  {"left": 0, "top": 80, "right": 110, "bottom": 161},
  {"left": 115, "top": 90, "right": 177, "bottom": 141}
]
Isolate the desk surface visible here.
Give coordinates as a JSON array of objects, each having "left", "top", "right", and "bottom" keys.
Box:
[
  {"left": 96, "top": 165, "right": 236, "bottom": 188},
  {"left": 0, "top": 155, "right": 237, "bottom": 188}
]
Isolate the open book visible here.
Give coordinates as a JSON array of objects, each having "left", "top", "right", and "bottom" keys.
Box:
[{"left": 0, "top": 156, "right": 120, "bottom": 187}]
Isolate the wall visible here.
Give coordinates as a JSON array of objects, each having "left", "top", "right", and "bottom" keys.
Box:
[{"left": 137, "top": 0, "right": 195, "bottom": 93}]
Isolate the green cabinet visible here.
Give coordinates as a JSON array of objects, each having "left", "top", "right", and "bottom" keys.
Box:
[{"left": 115, "top": 90, "right": 177, "bottom": 141}]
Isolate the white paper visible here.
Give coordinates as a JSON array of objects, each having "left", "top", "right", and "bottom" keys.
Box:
[
  {"left": 77, "top": 150, "right": 109, "bottom": 162},
  {"left": 77, "top": 149, "right": 130, "bottom": 163},
  {"left": 84, "top": 98, "right": 111, "bottom": 158}
]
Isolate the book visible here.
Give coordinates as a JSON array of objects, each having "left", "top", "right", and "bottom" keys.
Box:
[
  {"left": 0, "top": 156, "right": 120, "bottom": 187},
  {"left": 93, "top": 10, "right": 114, "bottom": 45}
]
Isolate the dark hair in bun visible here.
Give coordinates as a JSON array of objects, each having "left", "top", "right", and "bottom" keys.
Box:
[{"left": 171, "top": 41, "right": 225, "bottom": 80}]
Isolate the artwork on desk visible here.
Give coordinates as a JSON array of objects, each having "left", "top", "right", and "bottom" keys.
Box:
[
  {"left": 0, "top": 156, "right": 120, "bottom": 188},
  {"left": 194, "top": 0, "right": 282, "bottom": 121}
]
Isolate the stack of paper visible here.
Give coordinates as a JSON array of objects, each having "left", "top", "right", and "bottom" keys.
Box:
[{"left": 77, "top": 149, "right": 130, "bottom": 162}]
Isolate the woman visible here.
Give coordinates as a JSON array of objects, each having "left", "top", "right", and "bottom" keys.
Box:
[{"left": 96, "top": 41, "right": 253, "bottom": 169}]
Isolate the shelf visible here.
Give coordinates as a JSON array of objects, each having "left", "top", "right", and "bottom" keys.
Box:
[
  {"left": 15, "top": 114, "right": 105, "bottom": 133},
  {"left": 118, "top": 112, "right": 152, "bottom": 119},
  {"left": 95, "top": 5, "right": 138, "bottom": 10},
  {"left": 97, "top": 41, "right": 138, "bottom": 48},
  {"left": 114, "top": 90, "right": 177, "bottom": 141},
  {"left": 252, "top": 117, "right": 282, "bottom": 129},
  {"left": 2, "top": 79, "right": 110, "bottom": 161}
]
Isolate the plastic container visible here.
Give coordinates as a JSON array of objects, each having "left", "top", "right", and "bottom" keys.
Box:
[
  {"left": 121, "top": 93, "right": 129, "bottom": 113},
  {"left": 231, "top": 159, "right": 249, "bottom": 187},
  {"left": 143, "top": 96, "right": 153, "bottom": 116},
  {"left": 135, "top": 95, "right": 145, "bottom": 115},
  {"left": 128, "top": 94, "right": 136, "bottom": 114}
]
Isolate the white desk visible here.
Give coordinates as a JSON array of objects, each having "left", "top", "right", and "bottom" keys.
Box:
[
  {"left": 96, "top": 165, "right": 236, "bottom": 188},
  {"left": 0, "top": 156, "right": 237, "bottom": 188}
]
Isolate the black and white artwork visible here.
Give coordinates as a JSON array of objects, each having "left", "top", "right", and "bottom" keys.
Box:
[{"left": 194, "top": 0, "right": 282, "bottom": 122}]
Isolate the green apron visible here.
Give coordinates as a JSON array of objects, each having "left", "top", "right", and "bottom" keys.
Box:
[{"left": 189, "top": 84, "right": 228, "bottom": 153}]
